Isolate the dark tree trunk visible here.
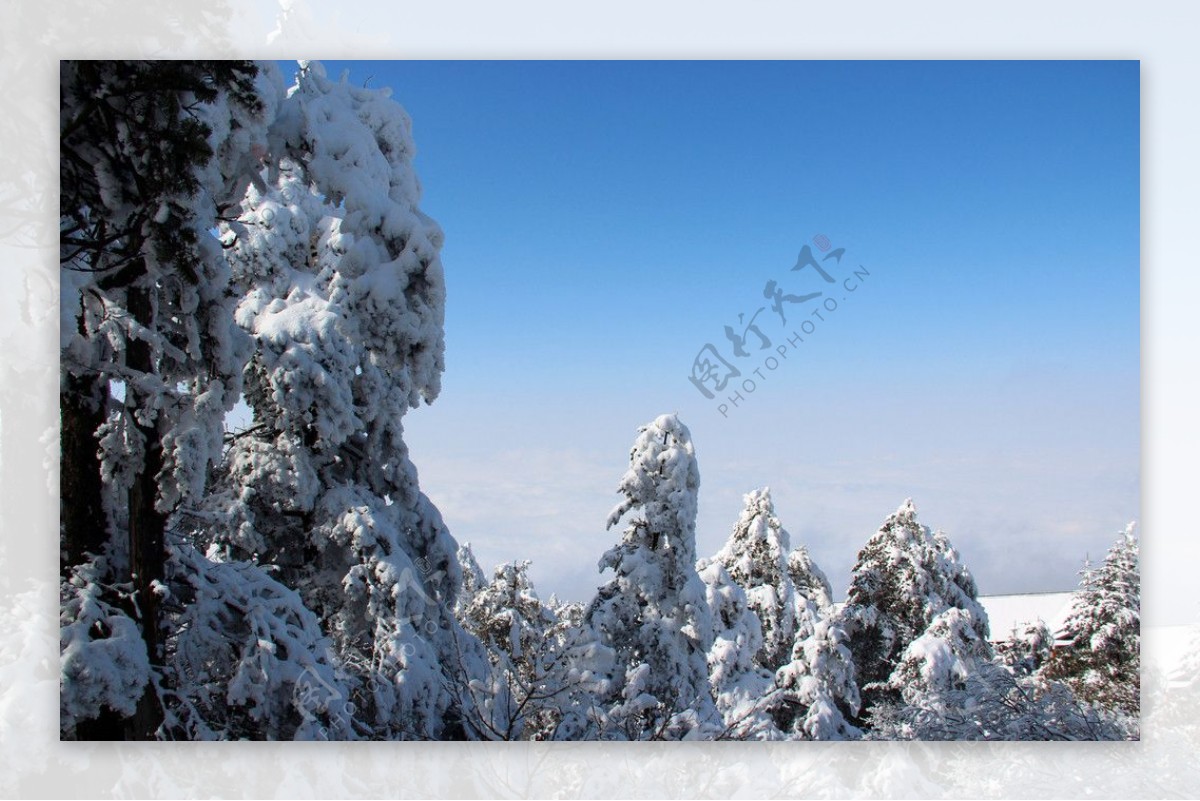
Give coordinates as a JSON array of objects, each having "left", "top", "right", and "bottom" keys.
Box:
[
  {"left": 124, "top": 283, "right": 166, "bottom": 739},
  {"left": 61, "top": 300, "right": 129, "bottom": 740},
  {"left": 60, "top": 372, "right": 107, "bottom": 576}
]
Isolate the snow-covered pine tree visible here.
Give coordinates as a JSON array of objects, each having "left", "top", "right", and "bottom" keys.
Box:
[
  {"left": 740, "top": 508, "right": 860, "bottom": 740},
  {"left": 873, "top": 603, "right": 1135, "bottom": 741},
  {"left": 456, "top": 560, "right": 555, "bottom": 740},
  {"left": 995, "top": 620, "right": 1054, "bottom": 676},
  {"left": 542, "top": 596, "right": 615, "bottom": 739},
  {"left": 838, "top": 499, "right": 989, "bottom": 727},
  {"left": 697, "top": 558, "right": 778, "bottom": 739},
  {"left": 870, "top": 657, "right": 1135, "bottom": 741},
  {"left": 157, "top": 542, "right": 357, "bottom": 740},
  {"left": 772, "top": 614, "right": 862, "bottom": 740},
  {"left": 584, "top": 414, "right": 719, "bottom": 740},
  {"left": 711, "top": 488, "right": 798, "bottom": 672},
  {"left": 867, "top": 607, "right": 1131, "bottom": 741},
  {"left": 1043, "top": 523, "right": 1140, "bottom": 716},
  {"left": 203, "top": 61, "right": 488, "bottom": 739},
  {"left": 454, "top": 543, "right": 488, "bottom": 620},
  {"left": 787, "top": 541, "right": 835, "bottom": 640},
  {"left": 60, "top": 60, "right": 268, "bottom": 739},
  {"left": 703, "top": 488, "right": 857, "bottom": 739},
  {"left": 456, "top": 560, "right": 607, "bottom": 740},
  {"left": 879, "top": 606, "right": 993, "bottom": 712}
]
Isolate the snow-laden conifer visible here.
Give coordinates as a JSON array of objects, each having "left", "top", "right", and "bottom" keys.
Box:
[
  {"left": 1044, "top": 524, "right": 1140, "bottom": 716},
  {"left": 585, "top": 414, "right": 719, "bottom": 739},
  {"left": 838, "top": 499, "right": 988, "bottom": 724}
]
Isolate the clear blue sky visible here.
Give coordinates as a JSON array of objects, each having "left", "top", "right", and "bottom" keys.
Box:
[{"left": 296, "top": 60, "right": 1140, "bottom": 604}]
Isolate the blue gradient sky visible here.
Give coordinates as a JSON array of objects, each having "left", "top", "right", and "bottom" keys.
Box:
[{"left": 301, "top": 60, "right": 1139, "bottom": 604}]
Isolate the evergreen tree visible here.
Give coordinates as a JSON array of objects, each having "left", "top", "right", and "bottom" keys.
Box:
[
  {"left": 1044, "top": 524, "right": 1140, "bottom": 716},
  {"left": 705, "top": 489, "right": 858, "bottom": 739},
  {"left": 59, "top": 59, "right": 266, "bottom": 739},
  {"left": 765, "top": 512, "right": 860, "bottom": 739},
  {"left": 880, "top": 607, "right": 993, "bottom": 710},
  {"left": 870, "top": 659, "right": 1134, "bottom": 741},
  {"left": 868, "top": 610, "right": 1133, "bottom": 741},
  {"left": 456, "top": 561, "right": 607, "bottom": 740},
  {"left": 787, "top": 541, "right": 835, "bottom": 641},
  {"left": 697, "top": 559, "right": 778, "bottom": 739},
  {"left": 995, "top": 620, "right": 1054, "bottom": 676},
  {"left": 772, "top": 615, "right": 862, "bottom": 740},
  {"left": 454, "top": 543, "right": 488, "bottom": 619},
  {"left": 584, "top": 414, "right": 719, "bottom": 739},
  {"left": 158, "top": 542, "right": 357, "bottom": 740},
  {"left": 838, "top": 499, "right": 988, "bottom": 726},
  {"left": 712, "top": 488, "right": 798, "bottom": 672},
  {"left": 202, "top": 60, "right": 488, "bottom": 739}
]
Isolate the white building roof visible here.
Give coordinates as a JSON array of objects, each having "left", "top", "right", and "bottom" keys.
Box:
[{"left": 978, "top": 592, "right": 1075, "bottom": 641}]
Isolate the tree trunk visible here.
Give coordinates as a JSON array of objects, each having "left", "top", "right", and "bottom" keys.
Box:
[
  {"left": 124, "top": 283, "right": 166, "bottom": 740},
  {"left": 62, "top": 304, "right": 128, "bottom": 740},
  {"left": 60, "top": 373, "right": 107, "bottom": 576}
]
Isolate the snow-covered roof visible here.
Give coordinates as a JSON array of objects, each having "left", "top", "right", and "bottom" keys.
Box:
[{"left": 977, "top": 592, "right": 1074, "bottom": 642}]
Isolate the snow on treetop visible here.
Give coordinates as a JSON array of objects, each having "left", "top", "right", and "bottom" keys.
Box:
[
  {"left": 606, "top": 414, "right": 700, "bottom": 557},
  {"left": 653, "top": 412, "right": 685, "bottom": 432}
]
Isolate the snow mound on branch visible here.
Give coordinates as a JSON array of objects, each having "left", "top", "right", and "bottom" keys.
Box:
[{"left": 60, "top": 560, "right": 150, "bottom": 732}]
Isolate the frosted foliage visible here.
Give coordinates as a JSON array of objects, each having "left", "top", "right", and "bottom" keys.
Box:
[
  {"left": 454, "top": 543, "right": 488, "bottom": 619},
  {"left": 59, "top": 61, "right": 283, "bottom": 742},
  {"left": 1044, "top": 524, "right": 1140, "bottom": 716},
  {"left": 867, "top": 580, "right": 1134, "bottom": 740},
  {"left": 839, "top": 499, "right": 989, "bottom": 704},
  {"left": 774, "top": 616, "right": 862, "bottom": 740},
  {"left": 230, "top": 60, "right": 445, "bottom": 454},
  {"left": 461, "top": 562, "right": 550, "bottom": 666},
  {"left": 95, "top": 407, "right": 143, "bottom": 561},
  {"left": 996, "top": 620, "right": 1053, "bottom": 675},
  {"left": 456, "top": 561, "right": 608, "bottom": 740},
  {"left": 788, "top": 544, "right": 834, "bottom": 634},
  {"left": 713, "top": 488, "right": 798, "bottom": 672},
  {"left": 211, "top": 432, "right": 320, "bottom": 556},
  {"left": 59, "top": 559, "right": 150, "bottom": 733},
  {"left": 885, "top": 607, "right": 993, "bottom": 707},
  {"left": 697, "top": 560, "right": 778, "bottom": 739},
  {"left": 870, "top": 660, "right": 1135, "bottom": 741},
  {"left": 163, "top": 541, "right": 356, "bottom": 741},
  {"left": 605, "top": 414, "right": 701, "bottom": 565},
  {"left": 200, "top": 61, "right": 486, "bottom": 739},
  {"left": 587, "top": 414, "right": 718, "bottom": 739},
  {"left": 457, "top": 560, "right": 552, "bottom": 739},
  {"left": 60, "top": 62, "right": 269, "bottom": 516},
  {"left": 311, "top": 486, "right": 483, "bottom": 739}
]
